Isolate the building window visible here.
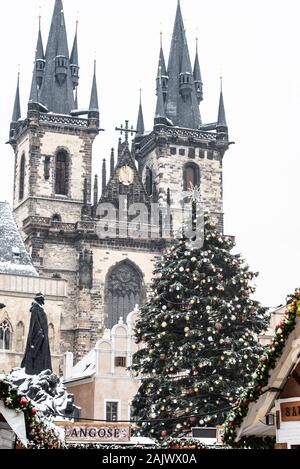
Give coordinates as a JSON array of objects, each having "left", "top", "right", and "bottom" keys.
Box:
[
  {"left": 19, "top": 153, "right": 25, "bottom": 201},
  {"left": 179, "top": 149, "right": 185, "bottom": 156},
  {"left": 183, "top": 162, "right": 200, "bottom": 191},
  {"left": 207, "top": 151, "right": 213, "bottom": 160},
  {"left": 0, "top": 320, "right": 12, "bottom": 351},
  {"left": 51, "top": 214, "right": 62, "bottom": 224},
  {"left": 199, "top": 150, "right": 205, "bottom": 159},
  {"left": 16, "top": 321, "right": 24, "bottom": 353},
  {"left": 145, "top": 167, "right": 153, "bottom": 196},
  {"left": 55, "top": 150, "right": 69, "bottom": 195},
  {"left": 115, "top": 356, "right": 126, "bottom": 368},
  {"left": 170, "top": 147, "right": 177, "bottom": 155},
  {"left": 106, "top": 261, "right": 143, "bottom": 329},
  {"left": 188, "top": 148, "right": 195, "bottom": 159},
  {"left": 106, "top": 401, "right": 119, "bottom": 422}
]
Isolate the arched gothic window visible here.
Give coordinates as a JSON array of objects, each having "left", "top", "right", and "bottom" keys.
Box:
[
  {"left": 19, "top": 153, "right": 25, "bottom": 200},
  {"left": 105, "top": 261, "right": 143, "bottom": 329},
  {"left": 183, "top": 162, "right": 200, "bottom": 191},
  {"left": 55, "top": 150, "right": 69, "bottom": 195},
  {"left": 0, "top": 320, "right": 12, "bottom": 351},
  {"left": 16, "top": 321, "right": 25, "bottom": 353}
]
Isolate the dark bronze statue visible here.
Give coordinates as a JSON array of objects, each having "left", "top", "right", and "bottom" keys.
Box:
[{"left": 21, "top": 293, "right": 52, "bottom": 375}]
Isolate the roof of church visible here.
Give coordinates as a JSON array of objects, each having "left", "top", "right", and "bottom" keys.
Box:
[
  {"left": 164, "top": 1, "right": 201, "bottom": 129},
  {"left": 0, "top": 202, "right": 38, "bottom": 277}
]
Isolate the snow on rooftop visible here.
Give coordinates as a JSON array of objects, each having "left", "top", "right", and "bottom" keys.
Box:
[{"left": 0, "top": 201, "right": 37, "bottom": 277}]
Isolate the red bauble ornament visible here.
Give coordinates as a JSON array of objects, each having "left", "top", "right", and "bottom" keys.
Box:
[
  {"left": 189, "top": 416, "right": 197, "bottom": 424},
  {"left": 160, "top": 354, "right": 166, "bottom": 361},
  {"left": 19, "top": 396, "right": 28, "bottom": 406},
  {"left": 243, "top": 399, "right": 248, "bottom": 405},
  {"left": 256, "top": 386, "right": 262, "bottom": 392},
  {"left": 242, "top": 290, "right": 250, "bottom": 297},
  {"left": 214, "top": 323, "right": 222, "bottom": 331},
  {"left": 167, "top": 303, "right": 174, "bottom": 310},
  {"left": 164, "top": 315, "right": 169, "bottom": 321},
  {"left": 161, "top": 430, "right": 168, "bottom": 438},
  {"left": 296, "top": 292, "right": 300, "bottom": 298},
  {"left": 218, "top": 274, "right": 224, "bottom": 281},
  {"left": 31, "top": 407, "right": 37, "bottom": 416},
  {"left": 261, "top": 356, "right": 267, "bottom": 363},
  {"left": 192, "top": 367, "right": 197, "bottom": 372},
  {"left": 274, "top": 341, "right": 280, "bottom": 348}
]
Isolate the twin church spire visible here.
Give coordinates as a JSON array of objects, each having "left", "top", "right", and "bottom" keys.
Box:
[{"left": 21, "top": 0, "right": 98, "bottom": 118}]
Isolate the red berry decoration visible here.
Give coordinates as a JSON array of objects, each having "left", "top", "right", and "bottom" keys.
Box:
[
  {"left": 214, "top": 322, "right": 222, "bottom": 331},
  {"left": 19, "top": 396, "right": 28, "bottom": 406},
  {"left": 161, "top": 430, "right": 168, "bottom": 438},
  {"left": 274, "top": 341, "right": 280, "bottom": 348},
  {"left": 243, "top": 399, "right": 248, "bottom": 405},
  {"left": 164, "top": 315, "right": 169, "bottom": 321},
  {"left": 167, "top": 303, "right": 174, "bottom": 310},
  {"left": 189, "top": 416, "right": 197, "bottom": 424},
  {"left": 31, "top": 407, "right": 37, "bottom": 416},
  {"left": 296, "top": 292, "right": 300, "bottom": 298},
  {"left": 261, "top": 356, "right": 267, "bottom": 363}
]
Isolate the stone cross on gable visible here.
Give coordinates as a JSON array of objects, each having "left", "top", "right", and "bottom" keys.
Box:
[{"left": 115, "top": 120, "right": 137, "bottom": 146}]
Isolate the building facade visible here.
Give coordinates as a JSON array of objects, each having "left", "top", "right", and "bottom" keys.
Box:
[
  {"left": 0, "top": 201, "right": 66, "bottom": 374},
  {"left": 7, "top": 0, "right": 231, "bottom": 366},
  {"left": 63, "top": 309, "right": 140, "bottom": 422}
]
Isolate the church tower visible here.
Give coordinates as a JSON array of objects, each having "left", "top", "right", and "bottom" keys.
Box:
[
  {"left": 134, "top": 0, "right": 231, "bottom": 232},
  {"left": 9, "top": 0, "right": 100, "bottom": 249},
  {"left": 7, "top": 0, "right": 232, "bottom": 364}
]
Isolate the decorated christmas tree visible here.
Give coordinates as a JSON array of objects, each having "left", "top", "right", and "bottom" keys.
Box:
[{"left": 131, "top": 215, "right": 269, "bottom": 441}]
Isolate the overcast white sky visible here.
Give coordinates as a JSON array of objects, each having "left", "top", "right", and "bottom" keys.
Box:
[{"left": 0, "top": 0, "right": 300, "bottom": 308}]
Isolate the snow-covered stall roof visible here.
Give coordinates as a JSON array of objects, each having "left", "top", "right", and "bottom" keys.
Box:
[{"left": 0, "top": 202, "right": 37, "bottom": 277}]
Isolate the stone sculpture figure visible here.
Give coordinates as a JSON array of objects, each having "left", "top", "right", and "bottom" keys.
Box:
[{"left": 21, "top": 293, "right": 52, "bottom": 375}]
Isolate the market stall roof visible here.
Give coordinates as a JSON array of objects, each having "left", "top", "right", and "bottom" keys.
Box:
[{"left": 235, "top": 316, "right": 300, "bottom": 441}]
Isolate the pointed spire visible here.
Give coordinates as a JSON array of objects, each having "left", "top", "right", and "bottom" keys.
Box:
[
  {"left": 12, "top": 72, "right": 21, "bottom": 122},
  {"left": 93, "top": 174, "right": 98, "bottom": 206},
  {"left": 118, "top": 138, "right": 122, "bottom": 161},
  {"left": 157, "top": 32, "right": 167, "bottom": 79},
  {"left": 70, "top": 20, "right": 79, "bottom": 66},
  {"left": 36, "top": 15, "right": 45, "bottom": 61},
  {"left": 89, "top": 60, "right": 99, "bottom": 112},
  {"left": 193, "top": 38, "right": 203, "bottom": 104},
  {"left": 70, "top": 20, "right": 79, "bottom": 90},
  {"left": 102, "top": 159, "right": 107, "bottom": 194},
  {"left": 136, "top": 89, "right": 145, "bottom": 136},
  {"left": 155, "top": 68, "right": 167, "bottom": 125},
  {"left": 29, "top": 63, "right": 39, "bottom": 104},
  {"left": 110, "top": 148, "right": 115, "bottom": 177},
  {"left": 39, "top": 0, "right": 75, "bottom": 114},
  {"left": 35, "top": 14, "right": 46, "bottom": 90},
  {"left": 217, "top": 78, "right": 227, "bottom": 128},
  {"left": 164, "top": 1, "right": 201, "bottom": 129}
]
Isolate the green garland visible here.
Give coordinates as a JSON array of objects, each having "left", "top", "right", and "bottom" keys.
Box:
[
  {"left": 224, "top": 289, "right": 300, "bottom": 448},
  {"left": 0, "top": 378, "right": 64, "bottom": 449}
]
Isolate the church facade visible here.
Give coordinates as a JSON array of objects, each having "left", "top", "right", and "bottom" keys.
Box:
[{"left": 7, "top": 0, "right": 231, "bottom": 364}]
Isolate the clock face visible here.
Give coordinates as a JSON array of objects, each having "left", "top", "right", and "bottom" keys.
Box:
[{"left": 118, "top": 166, "right": 134, "bottom": 186}]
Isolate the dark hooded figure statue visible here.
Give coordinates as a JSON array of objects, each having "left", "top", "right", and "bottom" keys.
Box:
[{"left": 21, "top": 293, "right": 52, "bottom": 375}]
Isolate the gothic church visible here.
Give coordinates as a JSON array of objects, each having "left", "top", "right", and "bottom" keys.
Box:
[{"left": 7, "top": 0, "right": 230, "bottom": 363}]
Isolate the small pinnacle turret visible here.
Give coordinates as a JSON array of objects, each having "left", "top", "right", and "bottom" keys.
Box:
[
  {"left": 193, "top": 38, "right": 203, "bottom": 104},
  {"left": 70, "top": 21, "right": 79, "bottom": 91},
  {"left": 36, "top": 16, "right": 45, "bottom": 89},
  {"left": 11, "top": 73, "right": 21, "bottom": 123},
  {"left": 217, "top": 79, "right": 227, "bottom": 129},
  {"left": 89, "top": 61, "right": 99, "bottom": 113},
  {"left": 136, "top": 90, "right": 145, "bottom": 136},
  {"left": 155, "top": 68, "right": 168, "bottom": 127},
  {"left": 102, "top": 159, "right": 107, "bottom": 194},
  {"left": 156, "top": 32, "right": 168, "bottom": 101}
]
